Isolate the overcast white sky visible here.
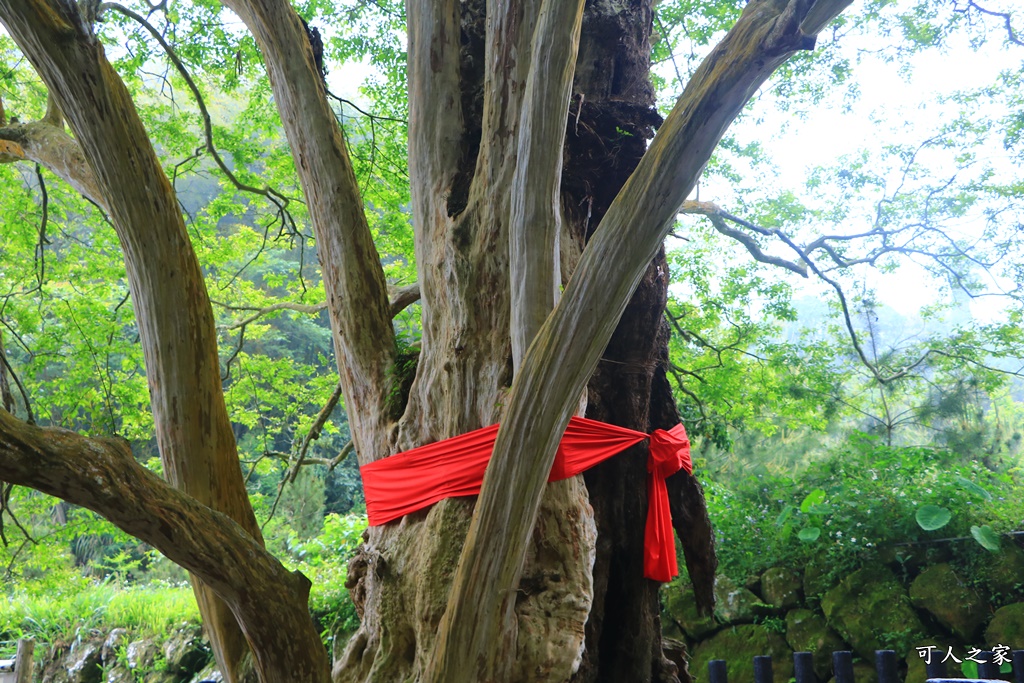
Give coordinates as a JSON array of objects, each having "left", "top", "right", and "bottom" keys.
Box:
[{"left": 687, "top": 21, "right": 1021, "bottom": 323}]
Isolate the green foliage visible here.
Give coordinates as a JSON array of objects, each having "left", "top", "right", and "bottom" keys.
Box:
[
  {"left": 915, "top": 504, "right": 951, "bottom": 531},
  {"left": 281, "top": 514, "right": 368, "bottom": 645},
  {"left": 0, "top": 575, "right": 199, "bottom": 643},
  {"left": 704, "top": 433, "right": 1022, "bottom": 584}
]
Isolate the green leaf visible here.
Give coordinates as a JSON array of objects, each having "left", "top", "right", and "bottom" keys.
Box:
[
  {"left": 775, "top": 504, "right": 795, "bottom": 526},
  {"left": 956, "top": 476, "right": 993, "bottom": 501},
  {"left": 915, "top": 505, "right": 952, "bottom": 531},
  {"left": 797, "top": 526, "right": 821, "bottom": 543},
  {"left": 799, "top": 489, "right": 826, "bottom": 513},
  {"left": 970, "top": 525, "right": 1001, "bottom": 552}
]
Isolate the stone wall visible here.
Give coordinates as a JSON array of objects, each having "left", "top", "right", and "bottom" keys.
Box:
[
  {"left": 664, "top": 543, "right": 1024, "bottom": 683},
  {"left": 37, "top": 626, "right": 218, "bottom": 683}
]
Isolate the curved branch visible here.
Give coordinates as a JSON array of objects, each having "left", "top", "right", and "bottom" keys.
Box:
[
  {"left": 681, "top": 200, "right": 809, "bottom": 277},
  {"left": 0, "top": 411, "right": 330, "bottom": 682},
  {"left": 99, "top": 3, "right": 302, "bottom": 225},
  {"left": 0, "top": 120, "right": 105, "bottom": 208},
  {"left": 215, "top": 282, "right": 420, "bottom": 330}
]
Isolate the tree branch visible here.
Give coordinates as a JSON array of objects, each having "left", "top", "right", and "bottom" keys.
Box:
[
  {"left": 681, "top": 200, "right": 809, "bottom": 277},
  {"left": 216, "top": 282, "right": 420, "bottom": 330},
  {"left": 221, "top": 0, "right": 397, "bottom": 458},
  {"left": 98, "top": 2, "right": 303, "bottom": 232},
  {"left": 0, "top": 411, "right": 330, "bottom": 682},
  {"left": 508, "top": 0, "right": 586, "bottom": 370},
  {"left": 0, "top": 119, "right": 106, "bottom": 208}
]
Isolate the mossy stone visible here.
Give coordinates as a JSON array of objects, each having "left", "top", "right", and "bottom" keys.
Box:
[
  {"left": 820, "top": 566, "right": 926, "bottom": 660},
  {"left": 785, "top": 608, "right": 848, "bottom": 680},
  {"left": 65, "top": 642, "right": 102, "bottom": 683},
  {"left": 909, "top": 563, "right": 987, "bottom": 641},
  {"left": 981, "top": 544, "right": 1024, "bottom": 600},
  {"left": 803, "top": 555, "right": 834, "bottom": 598},
  {"left": 663, "top": 577, "right": 717, "bottom": 640},
  {"left": 985, "top": 602, "right": 1024, "bottom": 647},
  {"left": 761, "top": 568, "right": 802, "bottom": 609},
  {"left": 715, "top": 575, "right": 771, "bottom": 625},
  {"left": 689, "top": 625, "right": 794, "bottom": 683}
]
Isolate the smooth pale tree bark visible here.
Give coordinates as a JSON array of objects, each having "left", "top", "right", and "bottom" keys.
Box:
[
  {"left": 509, "top": 0, "right": 586, "bottom": 368},
  {"left": 0, "top": 2, "right": 269, "bottom": 680}
]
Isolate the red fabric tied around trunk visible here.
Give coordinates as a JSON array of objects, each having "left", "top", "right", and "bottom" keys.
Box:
[{"left": 360, "top": 416, "right": 692, "bottom": 582}]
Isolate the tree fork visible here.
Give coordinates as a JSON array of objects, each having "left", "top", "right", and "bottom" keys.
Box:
[{"left": 428, "top": 0, "right": 853, "bottom": 679}]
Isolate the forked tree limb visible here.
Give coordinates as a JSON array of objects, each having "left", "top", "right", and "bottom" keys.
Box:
[
  {"left": 221, "top": 0, "right": 398, "bottom": 458},
  {"left": 0, "top": 410, "right": 330, "bottom": 682},
  {"left": 427, "top": 1, "right": 854, "bottom": 680}
]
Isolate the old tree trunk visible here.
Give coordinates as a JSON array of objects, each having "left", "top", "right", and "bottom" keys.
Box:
[{"left": 0, "top": 0, "right": 851, "bottom": 681}]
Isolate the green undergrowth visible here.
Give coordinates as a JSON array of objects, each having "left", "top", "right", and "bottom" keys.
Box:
[
  {"left": 0, "top": 577, "right": 200, "bottom": 644},
  {"left": 0, "top": 512, "right": 367, "bottom": 654},
  {"left": 700, "top": 432, "right": 1023, "bottom": 592}
]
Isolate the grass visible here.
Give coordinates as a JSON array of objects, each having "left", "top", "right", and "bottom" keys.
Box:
[{"left": 0, "top": 578, "right": 199, "bottom": 644}]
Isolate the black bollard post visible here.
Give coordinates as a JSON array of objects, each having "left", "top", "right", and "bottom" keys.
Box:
[
  {"left": 833, "top": 651, "right": 855, "bottom": 683},
  {"left": 876, "top": 650, "right": 898, "bottom": 683},
  {"left": 979, "top": 651, "right": 1000, "bottom": 680},
  {"left": 1014, "top": 651, "right": 1024, "bottom": 683},
  {"left": 794, "top": 652, "right": 817, "bottom": 683},
  {"left": 709, "top": 659, "right": 728, "bottom": 683},
  {"left": 754, "top": 655, "right": 773, "bottom": 683},
  {"left": 925, "top": 657, "right": 947, "bottom": 681}
]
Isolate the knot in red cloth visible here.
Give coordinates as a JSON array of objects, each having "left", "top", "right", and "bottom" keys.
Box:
[
  {"left": 643, "top": 423, "right": 692, "bottom": 582},
  {"left": 648, "top": 424, "right": 692, "bottom": 479}
]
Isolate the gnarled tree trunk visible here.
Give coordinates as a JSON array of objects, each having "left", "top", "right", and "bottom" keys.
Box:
[{"left": 0, "top": 0, "right": 852, "bottom": 681}]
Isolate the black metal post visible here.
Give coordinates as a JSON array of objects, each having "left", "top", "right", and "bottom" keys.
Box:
[
  {"left": 1014, "top": 650, "right": 1024, "bottom": 683},
  {"left": 876, "top": 650, "right": 898, "bottom": 683},
  {"left": 925, "top": 657, "right": 947, "bottom": 681},
  {"left": 833, "top": 650, "right": 855, "bottom": 683},
  {"left": 794, "top": 651, "right": 817, "bottom": 683},
  {"left": 709, "top": 659, "right": 728, "bottom": 683},
  {"left": 979, "top": 651, "right": 1000, "bottom": 680},
  {"left": 754, "top": 655, "right": 773, "bottom": 683}
]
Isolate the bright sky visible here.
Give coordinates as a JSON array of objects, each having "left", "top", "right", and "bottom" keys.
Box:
[{"left": 691, "top": 18, "right": 1022, "bottom": 323}]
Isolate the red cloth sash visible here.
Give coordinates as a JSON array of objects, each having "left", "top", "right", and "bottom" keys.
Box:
[{"left": 360, "top": 416, "right": 691, "bottom": 582}]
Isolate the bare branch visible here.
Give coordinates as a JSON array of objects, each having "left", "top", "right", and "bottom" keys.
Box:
[
  {"left": 99, "top": 2, "right": 302, "bottom": 231},
  {"left": 681, "top": 200, "right": 809, "bottom": 277},
  {"left": 961, "top": 0, "right": 1023, "bottom": 46},
  {"left": 215, "top": 282, "right": 420, "bottom": 330}
]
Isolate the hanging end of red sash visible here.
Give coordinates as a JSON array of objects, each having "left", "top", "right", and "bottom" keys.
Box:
[{"left": 643, "top": 423, "right": 692, "bottom": 583}]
